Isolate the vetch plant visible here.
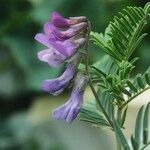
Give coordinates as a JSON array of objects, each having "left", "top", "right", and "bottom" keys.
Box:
[{"left": 35, "top": 3, "right": 150, "bottom": 150}]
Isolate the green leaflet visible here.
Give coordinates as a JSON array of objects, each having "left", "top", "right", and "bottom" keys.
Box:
[
  {"left": 113, "top": 120, "right": 130, "bottom": 150},
  {"left": 90, "top": 6, "right": 148, "bottom": 62},
  {"left": 126, "top": 80, "right": 138, "bottom": 93},
  {"left": 143, "top": 102, "right": 150, "bottom": 144},
  {"left": 120, "top": 67, "right": 150, "bottom": 109},
  {"left": 131, "top": 103, "right": 150, "bottom": 150},
  {"left": 100, "top": 91, "right": 115, "bottom": 120},
  {"left": 134, "top": 106, "right": 144, "bottom": 148},
  {"left": 144, "top": 2, "right": 150, "bottom": 14},
  {"left": 121, "top": 106, "right": 128, "bottom": 127},
  {"left": 80, "top": 101, "right": 110, "bottom": 127},
  {"left": 131, "top": 134, "right": 139, "bottom": 150}
]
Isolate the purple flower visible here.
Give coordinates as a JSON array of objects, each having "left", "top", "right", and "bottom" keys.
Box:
[
  {"left": 51, "top": 12, "right": 87, "bottom": 28},
  {"left": 35, "top": 12, "right": 88, "bottom": 67},
  {"left": 44, "top": 22, "right": 88, "bottom": 40},
  {"left": 36, "top": 32, "right": 86, "bottom": 57},
  {"left": 42, "top": 53, "right": 81, "bottom": 95},
  {"left": 53, "top": 73, "right": 88, "bottom": 123},
  {"left": 42, "top": 13, "right": 87, "bottom": 41},
  {"left": 35, "top": 33, "right": 86, "bottom": 66},
  {"left": 35, "top": 12, "right": 89, "bottom": 123},
  {"left": 37, "top": 48, "right": 66, "bottom": 67}
]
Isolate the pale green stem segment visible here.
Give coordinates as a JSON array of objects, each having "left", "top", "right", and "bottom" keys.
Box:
[
  {"left": 140, "top": 141, "right": 150, "bottom": 150},
  {"left": 120, "top": 86, "right": 150, "bottom": 109},
  {"left": 84, "top": 21, "right": 113, "bottom": 128},
  {"left": 116, "top": 135, "right": 122, "bottom": 150},
  {"left": 117, "top": 101, "right": 123, "bottom": 150}
]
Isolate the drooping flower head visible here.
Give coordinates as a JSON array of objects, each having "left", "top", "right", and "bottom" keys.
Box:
[
  {"left": 35, "top": 12, "right": 89, "bottom": 123},
  {"left": 53, "top": 73, "right": 88, "bottom": 123},
  {"left": 42, "top": 53, "right": 81, "bottom": 96},
  {"left": 35, "top": 12, "right": 88, "bottom": 67}
]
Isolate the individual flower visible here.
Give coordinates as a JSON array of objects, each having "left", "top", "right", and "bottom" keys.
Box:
[
  {"left": 36, "top": 33, "right": 85, "bottom": 67},
  {"left": 42, "top": 22, "right": 87, "bottom": 41},
  {"left": 42, "top": 53, "right": 81, "bottom": 96},
  {"left": 51, "top": 12, "right": 87, "bottom": 28},
  {"left": 45, "top": 22, "right": 88, "bottom": 40},
  {"left": 53, "top": 73, "right": 88, "bottom": 123},
  {"left": 35, "top": 12, "right": 87, "bottom": 67},
  {"left": 37, "top": 48, "right": 66, "bottom": 67}
]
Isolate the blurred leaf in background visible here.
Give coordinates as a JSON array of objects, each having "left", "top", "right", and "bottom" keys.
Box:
[{"left": 0, "top": 0, "right": 150, "bottom": 149}]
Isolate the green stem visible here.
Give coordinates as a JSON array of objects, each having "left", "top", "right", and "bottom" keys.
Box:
[
  {"left": 116, "top": 108, "right": 123, "bottom": 150},
  {"left": 117, "top": 108, "right": 122, "bottom": 126},
  {"left": 88, "top": 75, "right": 114, "bottom": 128},
  {"left": 140, "top": 141, "right": 150, "bottom": 150},
  {"left": 119, "top": 86, "right": 150, "bottom": 109},
  {"left": 84, "top": 21, "right": 113, "bottom": 128},
  {"left": 116, "top": 134, "right": 122, "bottom": 150}
]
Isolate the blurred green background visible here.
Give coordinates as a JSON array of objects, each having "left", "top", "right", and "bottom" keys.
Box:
[{"left": 0, "top": 0, "right": 149, "bottom": 150}]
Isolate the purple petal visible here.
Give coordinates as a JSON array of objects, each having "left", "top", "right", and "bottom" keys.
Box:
[
  {"left": 62, "top": 37, "right": 86, "bottom": 57},
  {"left": 42, "top": 79, "right": 65, "bottom": 96},
  {"left": 60, "top": 40, "right": 77, "bottom": 57},
  {"left": 52, "top": 73, "right": 88, "bottom": 123},
  {"left": 52, "top": 22, "right": 88, "bottom": 40},
  {"left": 43, "top": 22, "right": 55, "bottom": 37},
  {"left": 48, "top": 40, "right": 75, "bottom": 57},
  {"left": 49, "top": 35, "right": 86, "bottom": 57},
  {"left": 43, "top": 22, "right": 60, "bottom": 41},
  {"left": 35, "top": 33, "right": 51, "bottom": 48},
  {"left": 52, "top": 90, "right": 83, "bottom": 123},
  {"left": 35, "top": 32, "right": 84, "bottom": 58},
  {"left": 51, "top": 12, "right": 70, "bottom": 28},
  {"left": 37, "top": 48, "right": 66, "bottom": 67},
  {"left": 53, "top": 101, "right": 70, "bottom": 120},
  {"left": 51, "top": 12, "right": 87, "bottom": 28},
  {"left": 42, "top": 64, "right": 76, "bottom": 95}
]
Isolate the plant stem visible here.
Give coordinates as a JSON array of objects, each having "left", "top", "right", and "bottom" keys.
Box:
[
  {"left": 117, "top": 108, "right": 122, "bottom": 126},
  {"left": 140, "top": 141, "right": 150, "bottom": 150},
  {"left": 119, "top": 86, "right": 150, "bottom": 109},
  {"left": 116, "top": 108, "right": 123, "bottom": 150},
  {"left": 84, "top": 21, "right": 113, "bottom": 128},
  {"left": 116, "top": 134, "right": 122, "bottom": 150}
]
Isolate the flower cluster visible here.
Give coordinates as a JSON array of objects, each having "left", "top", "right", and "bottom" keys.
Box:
[{"left": 35, "top": 12, "right": 88, "bottom": 123}]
